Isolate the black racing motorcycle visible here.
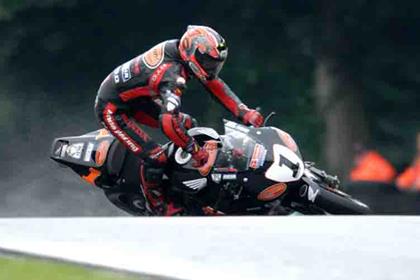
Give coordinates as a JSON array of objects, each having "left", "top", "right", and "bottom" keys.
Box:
[{"left": 50, "top": 119, "right": 371, "bottom": 216}]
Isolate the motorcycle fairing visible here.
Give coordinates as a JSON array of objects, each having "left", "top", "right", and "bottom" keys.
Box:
[
  {"left": 265, "top": 144, "right": 304, "bottom": 183},
  {"left": 221, "top": 121, "right": 302, "bottom": 171},
  {"left": 51, "top": 130, "right": 115, "bottom": 169},
  {"left": 187, "top": 127, "right": 220, "bottom": 142}
]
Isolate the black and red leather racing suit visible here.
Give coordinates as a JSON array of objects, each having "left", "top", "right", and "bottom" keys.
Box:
[
  {"left": 95, "top": 40, "right": 250, "bottom": 211},
  {"left": 95, "top": 39, "right": 249, "bottom": 165}
]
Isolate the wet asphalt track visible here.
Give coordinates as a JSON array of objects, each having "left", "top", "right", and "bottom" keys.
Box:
[{"left": 0, "top": 216, "right": 419, "bottom": 280}]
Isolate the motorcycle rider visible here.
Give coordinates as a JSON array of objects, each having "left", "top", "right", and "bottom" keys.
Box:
[{"left": 95, "top": 25, "right": 264, "bottom": 215}]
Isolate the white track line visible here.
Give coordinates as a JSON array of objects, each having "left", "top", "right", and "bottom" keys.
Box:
[{"left": 0, "top": 217, "right": 419, "bottom": 280}]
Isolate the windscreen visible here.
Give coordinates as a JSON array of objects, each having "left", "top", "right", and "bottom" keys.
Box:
[{"left": 215, "top": 130, "right": 257, "bottom": 171}]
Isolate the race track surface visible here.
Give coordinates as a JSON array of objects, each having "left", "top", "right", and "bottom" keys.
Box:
[{"left": 0, "top": 216, "right": 419, "bottom": 280}]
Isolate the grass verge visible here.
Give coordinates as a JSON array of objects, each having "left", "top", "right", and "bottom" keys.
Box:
[{"left": 0, "top": 256, "right": 139, "bottom": 280}]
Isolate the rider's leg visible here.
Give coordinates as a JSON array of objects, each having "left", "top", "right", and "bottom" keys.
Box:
[
  {"left": 96, "top": 99, "right": 170, "bottom": 213},
  {"left": 99, "top": 102, "right": 167, "bottom": 166}
]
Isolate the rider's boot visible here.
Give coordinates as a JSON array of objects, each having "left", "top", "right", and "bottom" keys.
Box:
[{"left": 140, "top": 161, "right": 183, "bottom": 216}]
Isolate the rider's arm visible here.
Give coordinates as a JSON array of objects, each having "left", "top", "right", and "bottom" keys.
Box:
[
  {"left": 157, "top": 65, "right": 197, "bottom": 152},
  {"left": 202, "top": 77, "right": 264, "bottom": 127},
  {"left": 159, "top": 91, "right": 200, "bottom": 153}
]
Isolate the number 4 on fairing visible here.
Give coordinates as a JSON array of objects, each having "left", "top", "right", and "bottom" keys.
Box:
[{"left": 265, "top": 144, "right": 305, "bottom": 183}]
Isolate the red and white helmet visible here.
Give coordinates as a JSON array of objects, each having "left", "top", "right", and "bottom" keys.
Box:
[{"left": 179, "top": 25, "right": 228, "bottom": 80}]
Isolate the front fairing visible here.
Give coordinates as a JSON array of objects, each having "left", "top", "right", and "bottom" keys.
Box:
[
  {"left": 168, "top": 121, "right": 305, "bottom": 213},
  {"left": 169, "top": 121, "right": 305, "bottom": 196},
  {"left": 218, "top": 121, "right": 303, "bottom": 173}
]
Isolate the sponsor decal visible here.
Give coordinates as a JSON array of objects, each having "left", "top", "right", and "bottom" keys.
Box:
[
  {"left": 211, "top": 173, "right": 222, "bottom": 184},
  {"left": 299, "top": 184, "right": 308, "bottom": 197},
  {"left": 142, "top": 42, "right": 165, "bottom": 69},
  {"left": 222, "top": 174, "right": 237, "bottom": 180},
  {"left": 182, "top": 178, "right": 207, "bottom": 191},
  {"left": 249, "top": 143, "right": 267, "bottom": 169},
  {"left": 67, "top": 143, "right": 84, "bottom": 159},
  {"left": 104, "top": 108, "right": 141, "bottom": 153},
  {"left": 54, "top": 145, "right": 62, "bottom": 156},
  {"left": 95, "top": 140, "right": 111, "bottom": 166},
  {"left": 308, "top": 186, "right": 319, "bottom": 202},
  {"left": 60, "top": 144, "right": 68, "bottom": 157},
  {"left": 113, "top": 66, "right": 121, "bottom": 83},
  {"left": 121, "top": 62, "right": 131, "bottom": 82},
  {"left": 246, "top": 206, "right": 262, "bottom": 212},
  {"left": 84, "top": 142, "right": 95, "bottom": 162},
  {"left": 257, "top": 183, "right": 287, "bottom": 201},
  {"left": 214, "top": 167, "right": 238, "bottom": 173},
  {"left": 149, "top": 63, "right": 172, "bottom": 92}
]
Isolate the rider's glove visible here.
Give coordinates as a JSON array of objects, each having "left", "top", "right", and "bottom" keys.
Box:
[{"left": 242, "top": 109, "right": 264, "bottom": 128}]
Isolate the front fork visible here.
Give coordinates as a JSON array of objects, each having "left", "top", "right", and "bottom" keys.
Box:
[{"left": 284, "top": 165, "right": 340, "bottom": 214}]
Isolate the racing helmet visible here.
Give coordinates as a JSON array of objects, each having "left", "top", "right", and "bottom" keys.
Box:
[{"left": 179, "top": 25, "right": 228, "bottom": 80}]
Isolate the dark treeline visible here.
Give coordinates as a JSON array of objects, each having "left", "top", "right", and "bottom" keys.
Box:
[{"left": 0, "top": 0, "right": 418, "bottom": 215}]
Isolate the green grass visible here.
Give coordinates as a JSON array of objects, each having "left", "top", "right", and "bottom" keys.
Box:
[{"left": 0, "top": 256, "right": 140, "bottom": 280}]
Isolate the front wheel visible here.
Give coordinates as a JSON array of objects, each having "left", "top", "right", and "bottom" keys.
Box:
[{"left": 296, "top": 182, "right": 371, "bottom": 214}]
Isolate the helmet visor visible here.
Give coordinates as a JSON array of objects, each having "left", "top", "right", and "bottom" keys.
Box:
[{"left": 195, "top": 51, "right": 225, "bottom": 79}]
